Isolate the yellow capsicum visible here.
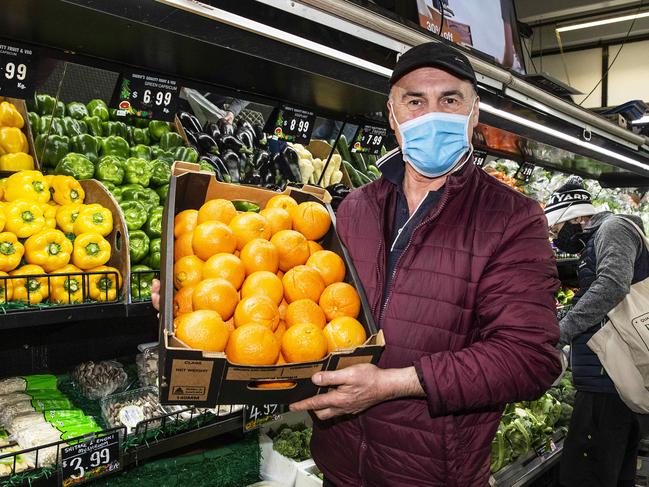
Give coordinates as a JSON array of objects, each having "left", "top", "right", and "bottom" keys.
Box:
[
  {"left": 0, "top": 153, "right": 35, "bottom": 171},
  {"left": 41, "top": 203, "right": 57, "bottom": 229},
  {"left": 4, "top": 199, "right": 45, "bottom": 238},
  {"left": 55, "top": 204, "right": 84, "bottom": 234},
  {"left": 4, "top": 170, "right": 50, "bottom": 203},
  {"left": 0, "top": 207, "right": 5, "bottom": 232},
  {"left": 72, "top": 232, "right": 110, "bottom": 270},
  {"left": 50, "top": 264, "right": 84, "bottom": 304},
  {"left": 51, "top": 175, "right": 85, "bottom": 206},
  {"left": 0, "top": 127, "right": 28, "bottom": 155},
  {"left": 73, "top": 204, "right": 112, "bottom": 237},
  {"left": 0, "top": 102, "right": 24, "bottom": 129},
  {"left": 0, "top": 271, "right": 13, "bottom": 304},
  {"left": 24, "top": 229, "right": 72, "bottom": 272},
  {"left": 9, "top": 264, "right": 49, "bottom": 304},
  {"left": 0, "top": 232, "right": 24, "bottom": 272},
  {"left": 87, "top": 265, "right": 122, "bottom": 302}
]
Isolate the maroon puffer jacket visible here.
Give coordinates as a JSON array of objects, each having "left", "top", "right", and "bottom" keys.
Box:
[{"left": 311, "top": 158, "right": 561, "bottom": 486}]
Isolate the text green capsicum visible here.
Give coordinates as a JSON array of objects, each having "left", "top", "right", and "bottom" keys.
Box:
[
  {"left": 148, "top": 120, "right": 170, "bottom": 141},
  {"left": 83, "top": 116, "right": 103, "bottom": 137},
  {"left": 100, "top": 136, "right": 130, "bottom": 159},
  {"left": 66, "top": 102, "right": 89, "bottom": 120},
  {"left": 55, "top": 153, "right": 95, "bottom": 180},
  {"left": 86, "top": 99, "right": 109, "bottom": 121},
  {"left": 124, "top": 157, "right": 151, "bottom": 187},
  {"left": 144, "top": 206, "right": 164, "bottom": 239},
  {"left": 150, "top": 159, "right": 171, "bottom": 187},
  {"left": 130, "top": 144, "right": 152, "bottom": 161},
  {"left": 94, "top": 155, "right": 125, "bottom": 185},
  {"left": 146, "top": 238, "right": 161, "bottom": 269},
  {"left": 70, "top": 134, "right": 100, "bottom": 163},
  {"left": 120, "top": 200, "right": 148, "bottom": 231},
  {"left": 35, "top": 134, "right": 69, "bottom": 168},
  {"left": 128, "top": 230, "right": 150, "bottom": 263}
]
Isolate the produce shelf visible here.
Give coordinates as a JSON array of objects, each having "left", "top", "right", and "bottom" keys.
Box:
[{"left": 492, "top": 437, "right": 564, "bottom": 487}]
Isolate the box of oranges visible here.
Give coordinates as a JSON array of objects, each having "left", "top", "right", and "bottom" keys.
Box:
[{"left": 158, "top": 162, "right": 384, "bottom": 406}]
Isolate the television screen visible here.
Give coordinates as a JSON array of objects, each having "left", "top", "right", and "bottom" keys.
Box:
[{"left": 416, "top": 0, "right": 525, "bottom": 73}]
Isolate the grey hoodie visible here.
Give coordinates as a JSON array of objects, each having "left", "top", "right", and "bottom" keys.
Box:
[{"left": 559, "top": 211, "right": 645, "bottom": 346}]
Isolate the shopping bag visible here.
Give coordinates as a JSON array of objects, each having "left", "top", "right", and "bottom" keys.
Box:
[
  {"left": 587, "top": 321, "right": 649, "bottom": 413},
  {"left": 606, "top": 217, "right": 649, "bottom": 388}
]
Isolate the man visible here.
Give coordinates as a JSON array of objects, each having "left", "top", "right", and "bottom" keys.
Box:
[
  {"left": 545, "top": 178, "right": 649, "bottom": 487},
  {"left": 289, "top": 42, "right": 561, "bottom": 486}
]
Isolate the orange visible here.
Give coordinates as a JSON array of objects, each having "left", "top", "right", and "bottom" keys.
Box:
[
  {"left": 281, "top": 323, "right": 328, "bottom": 363},
  {"left": 174, "top": 209, "right": 198, "bottom": 238},
  {"left": 234, "top": 295, "right": 280, "bottom": 331},
  {"left": 229, "top": 213, "right": 271, "bottom": 250},
  {"left": 254, "top": 379, "right": 295, "bottom": 389},
  {"left": 224, "top": 317, "right": 235, "bottom": 333},
  {"left": 323, "top": 317, "right": 367, "bottom": 353},
  {"left": 285, "top": 299, "right": 326, "bottom": 329},
  {"left": 306, "top": 250, "right": 346, "bottom": 286},
  {"left": 265, "top": 194, "right": 298, "bottom": 214},
  {"left": 192, "top": 221, "right": 237, "bottom": 260},
  {"left": 277, "top": 270, "right": 284, "bottom": 280},
  {"left": 240, "top": 239, "right": 279, "bottom": 275},
  {"left": 307, "top": 241, "right": 324, "bottom": 255},
  {"left": 173, "top": 255, "right": 204, "bottom": 289},
  {"left": 270, "top": 230, "right": 310, "bottom": 272},
  {"left": 225, "top": 323, "right": 280, "bottom": 365},
  {"left": 274, "top": 321, "right": 287, "bottom": 342},
  {"left": 192, "top": 278, "right": 239, "bottom": 320},
  {"left": 174, "top": 310, "right": 230, "bottom": 352},
  {"left": 173, "top": 285, "right": 194, "bottom": 317},
  {"left": 174, "top": 232, "right": 194, "bottom": 261},
  {"left": 241, "top": 271, "right": 284, "bottom": 306},
  {"left": 291, "top": 202, "right": 331, "bottom": 241},
  {"left": 259, "top": 208, "right": 292, "bottom": 235},
  {"left": 319, "top": 282, "right": 361, "bottom": 321},
  {"left": 197, "top": 199, "right": 237, "bottom": 225},
  {"left": 203, "top": 253, "right": 246, "bottom": 289},
  {"left": 278, "top": 299, "right": 288, "bottom": 321},
  {"left": 282, "top": 265, "right": 325, "bottom": 303}
]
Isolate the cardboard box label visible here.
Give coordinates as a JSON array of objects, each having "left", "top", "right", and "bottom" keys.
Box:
[
  {"left": 226, "top": 363, "right": 323, "bottom": 381},
  {"left": 169, "top": 359, "right": 214, "bottom": 401}
]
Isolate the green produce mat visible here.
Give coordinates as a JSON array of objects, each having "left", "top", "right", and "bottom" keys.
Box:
[{"left": 93, "top": 432, "right": 261, "bottom": 487}]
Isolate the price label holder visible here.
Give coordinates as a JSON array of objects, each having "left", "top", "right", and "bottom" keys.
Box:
[
  {"left": 350, "top": 124, "right": 387, "bottom": 155},
  {"left": 0, "top": 39, "right": 38, "bottom": 99},
  {"left": 243, "top": 404, "right": 287, "bottom": 432},
  {"left": 264, "top": 106, "right": 315, "bottom": 144},
  {"left": 514, "top": 162, "right": 535, "bottom": 182},
  {"left": 110, "top": 71, "right": 180, "bottom": 121},
  {"left": 473, "top": 149, "right": 488, "bottom": 168},
  {"left": 535, "top": 439, "right": 558, "bottom": 461},
  {"left": 60, "top": 431, "right": 122, "bottom": 487}
]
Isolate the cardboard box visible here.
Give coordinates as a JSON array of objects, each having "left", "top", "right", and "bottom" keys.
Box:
[{"left": 158, "top": 162, "right": 384, "bottom": 406}]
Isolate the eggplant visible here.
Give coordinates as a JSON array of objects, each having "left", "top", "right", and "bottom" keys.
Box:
[
  {"left": 242, "top": 169, "right": 262, "bottom": 186},
  {"left": 185, "top": 130, "right": 199, "bottom": 149},
  {"left": 277, "top": 146, "right": 302, "bottom": 183},
  {"left": 178, "top": 111, "right": 201, "bottom": 134},
  {"left": 217, "top": 118, "right": 234, "bottom": 136},
  {"left": 221, "top": 134, "right": 245, "bottom": 153},
  {"left": 238, "top": 120, "right": 255, "bottom": 135},
  {"left": 201, "top": 153, "right": 229, "bottom": 178},
  {"left": 197, "top": 133, "right": 219, "bottom": 155},
  {"left": 263, "top": 183, "right": 282, "bottom": 192},
  {"left": 236, "top": 128, "right": 255, "bottom": 151},
  {"left": 203, "top": 121, "right": 221, "bottom": 140},
  {"left": 199, "top": 155, "right": 224, "bottom": 181},
  {"left": 253, "top": 150, "right": 271, "bottom": 170},
  {"left": 222, "top": 150, "right": 241, "bottom": 183},
  {"left": 253, "top": 123, "right": 265, "bottom": 141}
]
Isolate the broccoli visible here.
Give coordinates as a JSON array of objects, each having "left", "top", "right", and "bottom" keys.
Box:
[
  {"left": 558, "top": 403, "right": 573, "bottom": 427},
  {"left": 273, "top": 437, "right": 301, "bottom": 459},
  {"left": 271, "top": 424, "right": 314, "bottom": 461}
]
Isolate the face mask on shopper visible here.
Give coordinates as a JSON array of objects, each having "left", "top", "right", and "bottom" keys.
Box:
[
  {"left": 389, "top": 99, "right": 476, "bottom": 178},
  {"left": 554, "top": 221, "right": 587, "bottom": 254}
]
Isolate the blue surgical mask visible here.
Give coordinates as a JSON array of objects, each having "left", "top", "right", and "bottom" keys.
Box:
[{"left": 390, "top": 101, "right": 475, "bottom": 178}]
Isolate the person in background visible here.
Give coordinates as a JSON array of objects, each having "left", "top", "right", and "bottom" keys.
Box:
[
  {"left": 288, "top": 42, "right": 561, "bottom": 486},
  {"left": 545, "top": 178, "right": 649, "bottom": 487},
  {"left": 204, "top": 95, "right": 249, "bottom": 124}
]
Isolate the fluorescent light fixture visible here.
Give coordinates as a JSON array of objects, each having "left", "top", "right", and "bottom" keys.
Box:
[
  {"left": 479, "top": 102, "right": 648, "bottom": 172},
  {"left": 633, "top": 115, "right": 649, "bottom": 124},
  {"left": 556, "top": 11, "right": 649, "bottom": 33}
]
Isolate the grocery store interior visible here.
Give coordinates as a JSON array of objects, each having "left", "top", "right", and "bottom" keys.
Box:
[{"left": 1, "top": 0, "right": 649, "bottom": 485}]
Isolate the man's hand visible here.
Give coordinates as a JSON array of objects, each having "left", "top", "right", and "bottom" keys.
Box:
[
  {"left": 152, "top": 279, "right": 160, "bottom": 311},
  {"left": 290, "top": 364, "right": 425, "bottom": 421},
  {"left": 223, "top": 111, "right": 235, "bottom": 124}
]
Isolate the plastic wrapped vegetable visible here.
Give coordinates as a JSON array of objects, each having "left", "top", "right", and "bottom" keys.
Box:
[{"left": 55, "top": 153, "right": 95, "bottom": 180}]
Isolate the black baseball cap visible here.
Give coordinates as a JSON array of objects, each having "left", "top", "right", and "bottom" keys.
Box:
[{"left": 390, "top": 42, "right": 477, "bottom": 88}]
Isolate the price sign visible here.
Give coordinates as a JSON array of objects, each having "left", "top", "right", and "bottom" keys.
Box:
[
  {"left": 60, "top": 432, "right": 121, "bottom": 486},
  {"left": 535, "top": 439, "right": 558, "bottom": 460},
  {"left": 515, "top": 162, "right": 535, "bottom": 182},
  {"left": 0, "top": 40, "right": 37, "bottom": 99},
  {"left": 473, "top": 150, "right": 488, "bottom": 168},
  {"left": 243, "top": 404, "right": 286, "bottom": 432},
  {"left": 350, "top": 124, "right": 387, "bottom": 155},
  {"left": 265, "top": 106, "right": 315, "bottom": 144},
  {"left": 110, "top": 71, "right": 180, "bottom": 121}
]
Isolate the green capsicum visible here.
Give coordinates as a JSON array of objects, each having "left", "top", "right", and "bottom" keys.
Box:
[
  {"left": 66, "top": 102, "right": 89, "bottom": 120},
  {"left": 174, "top": 146, "right": 198, "bottom": 163},
  {"left": 148, "top": 120, "right": 171, "bottom": 141},
  {"left": 83, "top": 116, "right": 103, "bottom": 137},
  {"left": 150, "top": 159, "right": 171, "bottom": 187},
  {"left": 132, "top": 127, "right": 151, "bottom": 146},
  {"left": 146, "top": 238, "right": 161, "bottom": 269},
  {"left": 70, "top": 134, "right": 100, "bottom": 163},
  {"left": 35, "top": 134, "right": 70, "bottom": 168},
  {"left": 55, "top": 153, "right": 95, "bottom": 180},
  {"left": 121, "top": 184, "right": 160, "bottom": 212},
  {"left": 133, "top": 117, "right": 150, "bottom": 129},
  {"left": 87, "top": 99, "right": 109, "bottom": 121},
  {"left": 101, "top": 181, "right": 116, "bottom": 192},
  {"left": 35, "top": 94, "right": 65, "bottom": 117},
  {"left": 156, "top": 184, "right": 169, "bottom": 203},
  {"left": 103, "top": 121, "right": 128, "bottom": 139},
  {"left": 144, "top": 206, "right": 164, "bottom": 239},
  {"left": 94, "top": 155, "right": 125, "bottom": 185},
  {"left": 120, "top": 200, "right": 147, "bottom": 231},
  {"left": 130, "top": 264, "right": 155, "bottom": 300},
  {"left": 199, "top": 161, "right": 216, "bottom": 175},
  {"left": 159, "top": 132, "right": 183, "bottom": 150},
  {"left": 111, "top": 186, "right": 123, "bottom": 203},
  {"left": 128, "top": 229, "right": 150, "bottom": 263},
  {"left": 28, "top": 112, "right": 40, "bottom": 135},
  {"left": 63, "top": 117, "right": 87, "bottom": 137},
  {"left": 100, "top": 136, "right": 130, "bottom": 159},
  {"left": 151, "top": 146, "right": 175, "bottom": 164},
  {"left": 130, "top": 144, "right": 152, "bottom": 161},
  {"left": 124, "top": 157, "right": 151, "bottom": 187},
  {"left": 38, "top": 116, "right": 65, "bottom": 136}
]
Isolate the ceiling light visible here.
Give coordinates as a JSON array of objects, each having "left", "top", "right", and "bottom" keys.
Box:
[{"left": 556, "top": 11, "right": 649, "bottom": 33}]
